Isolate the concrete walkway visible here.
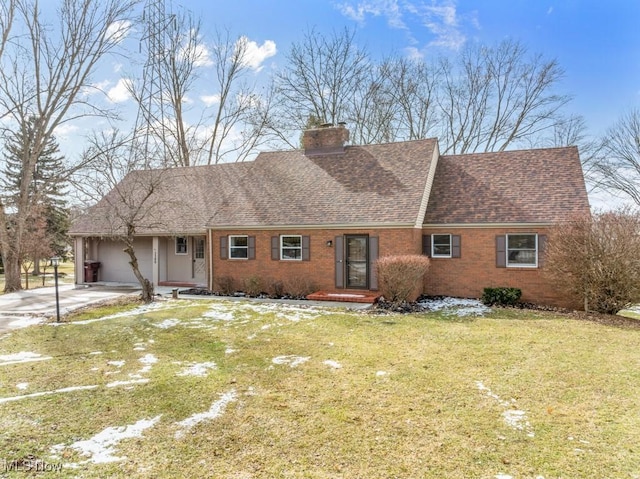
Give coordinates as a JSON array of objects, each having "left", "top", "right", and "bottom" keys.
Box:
[{"left": 0, "top": 283, "right": 370, "bottom": 333}]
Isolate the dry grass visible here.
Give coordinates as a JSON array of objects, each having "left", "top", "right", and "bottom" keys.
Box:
[{"left": 0, "top": 299, "right": 639, "bottom": 478}]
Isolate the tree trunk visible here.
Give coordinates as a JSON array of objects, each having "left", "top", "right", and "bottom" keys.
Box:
[
  {"left": 3, "top": 251, "right": 22, "bottom": 293},
  {"left": 123, "top": 242, "right": 154, "bottom": 303}
]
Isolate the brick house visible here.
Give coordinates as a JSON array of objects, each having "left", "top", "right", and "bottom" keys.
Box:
[{"left": 70, "top": 124, "right": 590, "bottom": 308}]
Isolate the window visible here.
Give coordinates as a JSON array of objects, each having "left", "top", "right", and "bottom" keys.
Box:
[
  {"left": 507, "top": 234, "right": 537, "bottom": 267},
  {"left": 175, "top": 236, "right": 188, "bottom": 255},
  {"left": 432, "top": 234, "right": 452, "bottom": 258},
  {"left": 281, "top": 235, "right": 302, "bottom": 260},
  {"left": 229, "top": 235, "right": 248, "bottom": 259}
]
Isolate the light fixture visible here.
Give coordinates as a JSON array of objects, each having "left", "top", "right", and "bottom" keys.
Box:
[
  {"left": 51, "top": 256, "right": 61, "bottom": 323},
  {"left": 326, "top": 240, "right": 333, "bottom": 247}
]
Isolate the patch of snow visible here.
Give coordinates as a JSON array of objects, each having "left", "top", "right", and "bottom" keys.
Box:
[
  {"left": 503, "top": 410, "right": 533, "bottom": 434},
  {"left": 495, "top": 474, "right": 513, "bottom": 479},
  {"left": 202, "top": 306, "right": 235, "bottom": 321},
  {"left": 225, "top": 348, "right": 237, "bottom": 354},
  {"left": 174, "top": 390, "right": 236, "bottom": 438},
  {"left": 106, "top": 379, "right": 149, "bottom": 388},
  {"left": 476, "top": 381, "right": 534, "bottom": 437},
  {"left": 107, "top": 360, "right": 125, "bottom": 368},
  {"left": 376, "top": 371, "right": 388, "bottom": 377},
  {"left": 89, "top": 351, "right": 103, "bottom": 355},
  {"left": 177, "top": 362, "right": 217, "bottom": 377},
  {"left": 0, "top": 385, "right": 98, "bottom": 404},
  {"left": 272, "top": 355, "right": 310, "bottom": 368},
  {"left": 419, "top": 297, "right": 491, "bottom": 317},
  {"left": 16, "top": 382, "right": 29, "bottom": 390},
  {"left": 153, "top": 318, "right": 180, "bottom": 329},
  {"left": 0, "top": 351, "right": 52, "bottom": 366},
  {"left": 8, "top": 316, "right": 44, "bottom": 329},
  {"left": 63, "top": 302, "right": 176, "bottom": 326},
  {"left": 136, "top": 354, "right": 158, "bottom": 375},
  {"left": 323, "top": 360, "right": 342, "bottom": 369},
  {"left": 52, "top": 415, "right": 161, "bottom": 464}
]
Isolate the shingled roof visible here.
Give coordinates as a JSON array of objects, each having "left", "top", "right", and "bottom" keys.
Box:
[
  {"left": 423, "top": 146, "right": 590, "bottom": 225},
  {"left": 70, "top": 137, "right": 439, "bottom": 236}
]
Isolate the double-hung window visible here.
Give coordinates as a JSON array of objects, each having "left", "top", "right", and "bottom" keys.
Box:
[
  {"left": 175, "top": 236, "right": 188, "bottom": 255},
  {"left": 281, "top": 235, "right": 302, "bottom": 260},
  {"left": 432, "top": 234, "right": 452, "bottom": 258},
  {"left": 229, "top": 235, "right": 248, "bottom": 259},
  {"left": 506, "top": 234, "right": 537, "bottom": 267}
]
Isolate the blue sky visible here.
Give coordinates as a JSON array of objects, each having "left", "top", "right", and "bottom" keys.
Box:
[{"left": 185, "top": 0, "right": 639, "bottom": 137}]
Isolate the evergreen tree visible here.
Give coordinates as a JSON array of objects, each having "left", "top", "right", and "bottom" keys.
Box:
[{"left": 1, "top": 117, "right": 70, "bottom": 271}]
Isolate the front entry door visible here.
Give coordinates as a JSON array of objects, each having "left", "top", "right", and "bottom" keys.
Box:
[
  {"left": 345, "top": 235, "right": 368, "bottom": 289},
  {"left": 192, "top": 237, "right": 206, "bottom": 283}
]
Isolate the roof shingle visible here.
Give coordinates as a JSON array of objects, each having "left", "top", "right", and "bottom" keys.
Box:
[{"left": 423, "top": 146, "right": 590, "bottom": 225}]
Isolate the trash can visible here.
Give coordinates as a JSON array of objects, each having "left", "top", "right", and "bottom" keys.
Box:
[{"left": 84, "top": 260, "right": 101, "bottom": 283}]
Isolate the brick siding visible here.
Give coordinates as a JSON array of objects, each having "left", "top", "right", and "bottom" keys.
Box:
[{"left": 423, "top": 227, "right": 579, "bottom": 309}]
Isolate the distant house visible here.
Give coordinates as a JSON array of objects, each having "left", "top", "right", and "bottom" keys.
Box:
[{"left": 70, "top": 124, "right": 590, "bottom": 308}]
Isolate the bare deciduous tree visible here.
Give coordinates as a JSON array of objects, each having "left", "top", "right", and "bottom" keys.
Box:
[
  {"left": 0, "top": 0, "right": 138, "bottom": 292},
  {"left": 545, "top": 208, "right": 640, "bottom": 314},
  {"left": 128, "top": 8, "right": 273, "bottom": 166},
  {"left": 594, "top": 109, "right": 640, "bottom": 206},
  {"left": 202, "top": 31, "right": 275, "bottom": 164},
  {"left": 273, "top": 27, "right": 371, "bottom": 147},
  {"left": 74, "top": 130, "right": 179, "bottom": 302},
  {"left": 437, "top": 39, "right": 570, "bottom": 154}
]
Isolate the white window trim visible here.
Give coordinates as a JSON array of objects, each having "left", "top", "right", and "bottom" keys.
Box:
[
  {"left": 280, "top": 235, "right": 302, "bottom": 261},
  {"left": 431, "top": 234, "right": 452, "bottom": 258},
  {"left": 229, "top": 235, "right": 248, "bottom": 260},
  {"left": 175, "top": 236, "right": 188, "bottom": 255},
  {"left": 506, "top": 233, "right": 538, "bottom": 268}
]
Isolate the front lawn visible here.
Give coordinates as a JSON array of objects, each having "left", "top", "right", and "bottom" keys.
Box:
[{"left": 0, "top": 299, "right": 639, "bottom": 478}]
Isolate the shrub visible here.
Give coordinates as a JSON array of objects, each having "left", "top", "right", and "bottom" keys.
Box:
[
  {"left": 215, "top": 275, "right": 236, "bottom": 296},
  {"left": 376, "top": 255, "right": 430, "bottom": 304},
  {"left": 545, "top": 208, "right": 640, "bottom": 314},
  {"left": 243, "top": 276, "right": 263, "bottom": 297},
  {"left": 265, "top": 278, "right": 285, "bottom": 298},
  {"left": 283, "top": 275, "right": 316, "bottom": 299},
  {"left": 482, "top": 287, "right": 522, "bottom": 306}
]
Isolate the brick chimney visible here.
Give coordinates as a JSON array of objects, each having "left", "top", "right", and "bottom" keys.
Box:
[{"left": 303, "top": 123, "right": 350, "bottom": 156}]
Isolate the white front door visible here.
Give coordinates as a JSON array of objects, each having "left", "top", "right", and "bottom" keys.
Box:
[{"left": 193, "top": 237, "right": 206, "bottom": 283}]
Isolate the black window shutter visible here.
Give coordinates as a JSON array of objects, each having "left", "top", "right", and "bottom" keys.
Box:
[
  {"left": 537, "top": 234, "right": 546, "bottom": 267},
  {"left": 496, "top": 235, "right": 506, "bottom": 268},
  {"left": 302, "top": 236, "right": 310, "bottom": 261},
  {"left": 335, "top": 235, "right": 344, "bottom": 289},
  {"left": 452, "top": 235, "right": 461, "bottom": 258},
  {"left": 271, "top": 236, "right": 279, "bottom": 260},
  {"left": 422, "top": 234, "right": 431, "bottom": 257},
  {"left": 248, "top": 236, "right": 256, "bottom": 260},
  {"left": 220, "top": 236, "right": 228, "bottom": 260},
  {"left": 369, "top": 236, "right": 379, "bottom": 290}
]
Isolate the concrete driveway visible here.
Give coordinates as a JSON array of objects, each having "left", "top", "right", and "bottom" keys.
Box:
[{"left": 0, "top": 284, "right": 140, "bottom": 332}]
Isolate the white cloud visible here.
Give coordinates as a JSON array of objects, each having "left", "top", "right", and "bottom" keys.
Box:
[
  {"left": 236, "top": 37, "right": 277, "bottom": 71},
  {"left": 178, "top": 30, "right": 214, "bottom": 67},
  {"left": 107, "top": 78, "right": 133, "bottom": 103},
  {"left": 200, "top": 94, "right": 221, "bottom": 107},
  {"left": 192, "top": 42, "right": 214, "bottom": 67},
  {"left": 53, "top": 123, "right": 79, "bottom": 139},
  {"left": 337, "top": 0, "right": 472, "bottom": 52},
  {"left": 337, "top": 0, "right": 406, "bottom": 29},
  {"left": 106, "top": 20, "right": 131, "bottom": 45}
]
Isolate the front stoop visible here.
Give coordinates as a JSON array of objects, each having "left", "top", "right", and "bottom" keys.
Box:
[{"left": 306, "top": 291, "right": 380, "bottom": 304}]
